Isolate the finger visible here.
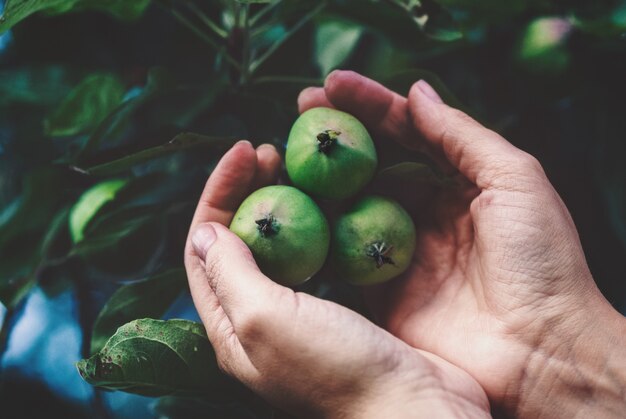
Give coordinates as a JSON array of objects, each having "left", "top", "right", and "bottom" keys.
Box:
[
  {"left": 189, "top": 140, "right": 257, "bottom": 230},
  {"left": 190, "top": 222, "right": 287, "bottom": 333},
  {"left": 297, "top": 87, "right": 334, "bottom": 114},
  {"left": 323, "top": 70, "right": 414, "bottom": 148},
  {"left": 408, "top": 80, "right": 544, "bottom": 190},
  {"left": 185, "top": 236, "right": 259, "bottom": 385},
  {"left": 251, "top": 144, "right": 282, "bottom": 190}
]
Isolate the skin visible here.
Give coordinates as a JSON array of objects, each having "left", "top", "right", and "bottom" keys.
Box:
[
  {"left": 185, "top": 71, "right": 626, "bottom": 417},
  {"left": 299, "top": 71, "right": 626, "bottom": 417},
  {"left": 185, "top": 142, "right": 490, "bottom": 418}
]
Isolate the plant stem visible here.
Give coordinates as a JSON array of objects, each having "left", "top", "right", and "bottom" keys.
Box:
[
  {"left": 156, "top": 0, "right": 241, "bottom": 72},
  {"left": 240, "top": 3, "right": 252, "bottom": 85},
  {"left": 250, "top": 0, "right": 283, "bottom": 27},
  {"left": 249, "top": 2, "right": 326, "bottom": 76},
  {"left": 185, "top": 2, "right": 228, "bottom": 38}
]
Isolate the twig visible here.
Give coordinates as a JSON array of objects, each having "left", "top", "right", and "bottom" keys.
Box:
[
  {"left": 249, "top": 2, "right": 326, "bottom": 75},
  {"left": 250, "top": 0, "right": 283, "bottom": 27},
  {"left": 184, "top": 2, "right": 228, "bottom": 38}
]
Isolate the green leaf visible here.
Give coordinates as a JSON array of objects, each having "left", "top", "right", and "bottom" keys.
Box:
[
  {"left": 0, "top": 0, "right": 79, "bottom": 33},
  {"left": 90, "top": 268, "right": 187, "bottom": 355},
  {"left": 0, "top": 208, "right": 69, "bottom": 308},
  {"left": 375, "top": 162, "right": 454, "bottom": 187},
  {"left": 77, "top": 319, "right": 220, "bottom": 397},
  {"left": 48, "top": 0, "right": 152, "bottom": 20},
  {"left": 0, "top": 66, "right": 72, "bottom": 107},
  {"left": 516, "top": 17, "right": 572, "bottom": 75},
  {"left": 44, "top": 74, "right": 125, "bottom": 137},
  {"left": 0, "top": 0, "right": 151, "bottom": 33},
  {"left": 0, "top": 167, "right": 65, "bottom": 249},
  {"left": 73, "top": 133, "right": 238, "bottom": 176},
  {"left": 69, "top": 178, "right": 128, "bottom": 243},
  {"left": 315, "top": 19, "right": 363, "bottom": 76}
]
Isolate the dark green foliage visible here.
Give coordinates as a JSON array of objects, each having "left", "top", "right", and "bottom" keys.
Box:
[{"left": 1, "top": 0, "right": 625, "bottom": 417}]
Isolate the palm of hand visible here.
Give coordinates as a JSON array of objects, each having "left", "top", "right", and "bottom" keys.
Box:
[
  {"left": 371, "top": 175, "right": 593, "bottom": 402},
  {"left": 298, "top": 71, "right": 598, "bottom": 409}
]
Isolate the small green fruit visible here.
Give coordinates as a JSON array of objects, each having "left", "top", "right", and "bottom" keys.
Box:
[
  {"left": 331, "top": 196, "right": 416, "bottom": 285},
  {"left": 230, "top": 185, "right": 330, "bottom": 286},
  {"left": 286, "top": 107, "right": 377, "bottom": 200}
]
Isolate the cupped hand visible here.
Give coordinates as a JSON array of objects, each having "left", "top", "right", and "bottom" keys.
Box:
[
  {"left": 299, "top": 70, "right": 626, "bottom": 418},
  {"left": 184, "top": 141, "right": 490, "bottom": 418}
]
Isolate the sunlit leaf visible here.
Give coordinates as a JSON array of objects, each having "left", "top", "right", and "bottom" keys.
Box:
[
  {"left": 69, "top": 178, "right": 128, "bottom": 243},
  {"left": 44, "top": 74, "right": 125, "bottom": 137},
  {"left": 90, "top": 268, "right": 187, "bottom": 355},
  {"left": 516, "top": 17, "right": 572, "bottom": 75},
  {"left": 77, "top": 319, "right": 220, "bottom": 397},
  {"left": 315, "top": 19, "right": 362, "bottom": 75}
]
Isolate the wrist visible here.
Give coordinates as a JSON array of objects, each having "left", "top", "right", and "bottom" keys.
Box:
[
  {"left": 353, "top": 354, "right": 490, "bottom": 419},
  {"left": 513, "top": 293, "right": 626, "bottom": 418}
]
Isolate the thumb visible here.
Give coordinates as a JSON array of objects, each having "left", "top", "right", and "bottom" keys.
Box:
[
  {"left": 189, "top": 222, "right": 281, "bottom": 323},
  {"left": 408, "top": 80, "right": 544, "bottom": 190}
]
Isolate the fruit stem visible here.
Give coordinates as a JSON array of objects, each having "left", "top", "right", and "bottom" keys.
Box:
[
  {"left": 255, "top": 214, "right": 279, "bottom": 237},
  {"left": 366, "top": 242, "right": 395, "bottom": 269},
  {"left": 317, "top": 130, "right": 341, "bottom": 155}
]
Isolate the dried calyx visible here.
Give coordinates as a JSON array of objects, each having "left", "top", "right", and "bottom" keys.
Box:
[
  {"left": 255, "top": 214, "right": 279, "bottom": 237},
  {"left": 316, "top": 130, "right": 341, "bottom": 155},
  {"left": 366, "top": 241, "right": 395, "bottom": 268}
]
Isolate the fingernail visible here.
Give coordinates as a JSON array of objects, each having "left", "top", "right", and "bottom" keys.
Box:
[
  {"left": 257, "top": 143, "right": 276, "bottom": 152},
  {"left": 192, "top": 223, "right": 217, "bottom": 260},
  {"left": 236, "top": 140, "right": 252, "bottom": 147},
  {"left": 417, "top": 80, "right": 443, "bottom": 104}
]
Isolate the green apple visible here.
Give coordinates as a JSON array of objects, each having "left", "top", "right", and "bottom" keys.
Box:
[
  {"left": 230, "top": 185, "right": 330, "bottom": 286},
  {"left": 286, "top": 107, "right": 377, "bottom": 200},
  {"left": 331, "top": 195, "right": 416, "bottom": 285}
]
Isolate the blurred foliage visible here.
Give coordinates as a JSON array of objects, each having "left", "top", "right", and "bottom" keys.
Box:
[{"left": 1, "top": 0, "right": 626, "bottom": 417}]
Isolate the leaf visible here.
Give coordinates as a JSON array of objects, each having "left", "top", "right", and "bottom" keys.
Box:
[
  {"left": 44, "top": 74, "right": 126, "bottom": 137},
  {"left": 315, "top": 19, "right": 363, "bottom": 75},
  {"left": 0, "top": 167, "right": 65, "bottom": 249},
  {"left": 0, "top": 65, "right": 72, "bottom": 107},
  {"left": 74, "top": 67, "right": 174, "bottom": 162},
  {"left": 48, "top": 0, "right": 152, "bottom": 21},
  {"left": 69, "top": 178, "right": 128, "bottom": 243},
  {"left": 73, "top": 133, "right": 238, "bottom": 176},
  {"left": 0, "top": 207, "right": 69, "bottom": 308},
  {"left": 375, "top": 162, "right": 454, "bottom": 187},
  {"left": 90, "top": 268, "right": 187, "bottom": 355},
  {"left": 0, "top": 0, "right": 151, "bottom": 33},
  {"left": 0, "top": 0, "right": 79, "bottom": 34},
  {"left": 77, "top": 319, "right": 220, "bottom": 397}
]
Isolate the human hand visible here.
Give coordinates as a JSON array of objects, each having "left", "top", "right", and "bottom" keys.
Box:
[
  {"left": 299, "top": 70, "right": 626, "bottom": 418},
  {"left": 184, "top": 141, "right": 491, "bottom": 418}
]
